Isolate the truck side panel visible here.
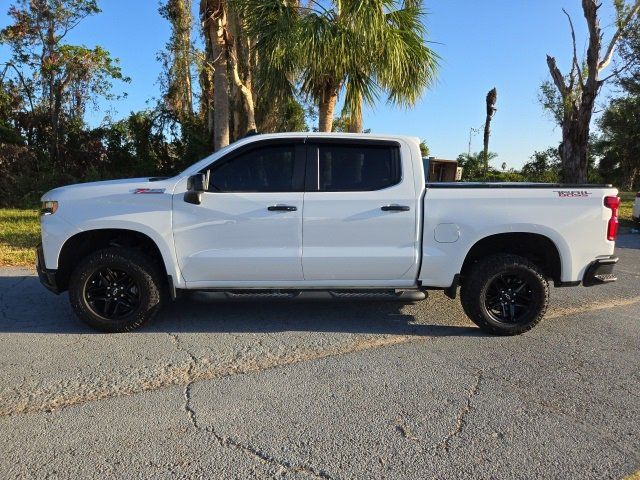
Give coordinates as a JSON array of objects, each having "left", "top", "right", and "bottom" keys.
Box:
[
  {"left": 40, "top": 178, "right": 185, "bottom": 288},
  {"left": 419, "top": 186, "right": 617, "bottom": 288}
]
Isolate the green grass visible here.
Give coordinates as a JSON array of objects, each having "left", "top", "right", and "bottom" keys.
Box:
[
  {"left": 0, "top": 192, "right": 638, "bottom": 267},
  {"left": 0, "top": 209, "right": 40, "bottom": 267},
  {"left": 619, "top": 191, "right": 638, "bottom": 228}
]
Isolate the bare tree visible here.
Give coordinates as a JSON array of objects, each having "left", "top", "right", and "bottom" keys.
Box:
[
  {"left": 546, "top": 0, "right": 640, "bottom": 183},
  {"left": 483, "top": 87, "right": 497, "bottom": 179}
]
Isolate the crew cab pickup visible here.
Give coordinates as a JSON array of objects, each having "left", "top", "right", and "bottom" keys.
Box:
[{"left": 37, "top": 133, "right": 620, "bottom": 335}]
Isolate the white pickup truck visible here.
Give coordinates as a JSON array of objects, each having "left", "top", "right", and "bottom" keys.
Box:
[{"left": 37, "top": 133, "right": 620, "bottom": 335}]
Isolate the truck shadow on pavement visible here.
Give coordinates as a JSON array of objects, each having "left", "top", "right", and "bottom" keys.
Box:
[
  {"left": 0, "top": 275, "right": 483, "bottom": 337},
  {"left": 616, "top": 232, "right": 640, "bottom": 249}
]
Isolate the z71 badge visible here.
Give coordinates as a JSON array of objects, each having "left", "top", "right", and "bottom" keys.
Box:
[
  {"left": 132, "top": 188, "right": 166, "bottom": 194},
  {"left": 554, "top": 190, "right": 591, "bottom": 198}
]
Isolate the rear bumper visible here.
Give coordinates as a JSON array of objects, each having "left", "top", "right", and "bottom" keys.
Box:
[
  {"left": 583, "top": 255, "right": 618, "bottom": 287},
  {"left": 36, "top": 244, "right": 60, "bottom": 294}
]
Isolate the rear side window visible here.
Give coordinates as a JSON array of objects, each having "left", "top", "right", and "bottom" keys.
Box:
[
  {"left": 318, "top": 144, "right": 401, "bottom": 191},
  {"left": 209, "top": 145, "right": 296, "bottom": 192}
]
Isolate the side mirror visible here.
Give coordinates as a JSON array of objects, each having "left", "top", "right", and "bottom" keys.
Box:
[{"left": 184, "top": 172, "right": 209, "bottom": 205}]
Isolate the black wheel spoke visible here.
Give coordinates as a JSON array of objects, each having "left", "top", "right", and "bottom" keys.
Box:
[
  {"left": 88, "top": 295, "right": 108, "bottom": 302},
  {"left": 97, "top": 272, "right": 109, "bottom": 285},
  {"left": 484, "top": 273, "right": 534, "bottom": 324},
  {"left": 104, "top": 298, "right": 114, "bottom": 315},
  {"left": 121, "top": 292, "right": 137, "bottom": 305},
  {"left": 84, "top": 267, "right": 140, "bottom": 320}
]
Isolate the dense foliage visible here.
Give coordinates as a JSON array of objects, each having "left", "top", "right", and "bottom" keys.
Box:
[{"left": 0, "top": 0, "right": 638, "bottom": 208}]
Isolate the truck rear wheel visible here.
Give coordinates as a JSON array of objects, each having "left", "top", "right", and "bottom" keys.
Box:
[
  {"left": 69, "top": 247, "right": 164, "bottom": 332},
  {"left": 460, "top": 254, "right": 549, "bottom": 335}
]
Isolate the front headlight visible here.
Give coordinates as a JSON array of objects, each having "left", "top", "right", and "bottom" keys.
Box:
[{"left": 41, "top": 201, "right": 58, "bottom": 215}]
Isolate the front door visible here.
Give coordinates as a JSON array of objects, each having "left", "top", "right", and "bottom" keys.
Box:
[
  {"left": 173, "top": 141, "right": 306, "bottom": 284},
  {"left": 301, "top": 140, "right": 420, "bottom": 282}
]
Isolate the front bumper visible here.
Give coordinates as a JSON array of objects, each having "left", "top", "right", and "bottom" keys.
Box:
[
  {"left": 583, "top": 255, "right": 618, "bottom": 287},
  {"left": 36, "top": 244, "right": 60, "bottom": 294}
]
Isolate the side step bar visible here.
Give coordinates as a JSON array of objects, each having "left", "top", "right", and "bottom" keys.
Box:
[
  {"left": 329, "top": 290, "right": 425, "bottom": 301},
  {"left": 180, "top": 289, "right": 427, "bottom": 302}
]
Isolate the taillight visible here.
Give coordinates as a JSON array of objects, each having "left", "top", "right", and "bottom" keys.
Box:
[{"left": 604, "top": 196, "right": 620, "bottom": 241}]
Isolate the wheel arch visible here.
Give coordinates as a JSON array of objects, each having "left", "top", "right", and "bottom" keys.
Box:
[
  {"left": 56, "top": 228, "right": 172, "bottom": 292},
  {"left": 460, "top": 232, "right": 563, "bottom": 284}
]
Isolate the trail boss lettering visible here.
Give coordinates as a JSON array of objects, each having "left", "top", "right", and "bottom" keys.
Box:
[{"left": 554, "top": 190, "right": 592, "bottom": 197}]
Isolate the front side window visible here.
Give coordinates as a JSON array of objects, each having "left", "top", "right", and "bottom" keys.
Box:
[
  {"left": 209, "top": 145, "right": 296, "bottom": 192},
  {"left": 318, "top": 144, "right": 401, "bottom": 191}
]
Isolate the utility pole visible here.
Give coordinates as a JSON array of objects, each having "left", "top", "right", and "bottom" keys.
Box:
[{"left": 468, "top": 126, "right": 482, "bottom": 156}]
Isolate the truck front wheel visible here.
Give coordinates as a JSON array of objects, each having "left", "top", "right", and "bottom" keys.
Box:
[
  {"left": 460, "top": 254, "right": 549, "bottom": 335},
  {"left": 69, "top": 247, "right": 164, "bottom": 332}
]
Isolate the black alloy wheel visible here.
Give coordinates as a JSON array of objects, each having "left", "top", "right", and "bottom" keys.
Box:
[
  {"left": 84, "top": 267, "right": 141, "bottom": 320},
  {"left": 69, "top": 247, "right": 164, "bottom": 332},
  {"left": 460, "top": 254, "right": 549, "bottom": 336},
  {"left": 483, "top": 273, "right": 534, "bottom": 324}
]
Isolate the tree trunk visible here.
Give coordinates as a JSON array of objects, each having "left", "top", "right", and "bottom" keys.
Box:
[
  {"left": 318, "top": 83, "right": 339, "bottom": 132},
  {"left": 180, "top": 0, "right": 193, "bottom": 117},
  {"left": 212, "top": 33, "right": 230, "bottom": 150},
  {"left": 227, "top": 8, "right": 256, "bottom": 136},
  {"left": 626, "top": 167, "right": 638, "bottom": 191},
  {"left": 199, "top": 37, "right": 215, "bottom": 140},
  {"left": 229, "top": 54, "right": 256, "bottom": 134},
  {"left": 51, "top": 86, "right": 62, "bottom": 167},
  {"left": 201, "top": 0, "right": 230, "bottom": 150},
  {"left": 483, "top": 88, "right": 497, "bottom": 179},
  {"left": 621, "top": 153, "right": 638, "bottom": 191},
  {"left": 559, "top": 117, "right": 590, "bottom": 183},
  {"left": 45, "top": 18, "right": 59, "bottom": 164},
  {"left": 348, "top": 92, "right": 363, "bottom": 133}
]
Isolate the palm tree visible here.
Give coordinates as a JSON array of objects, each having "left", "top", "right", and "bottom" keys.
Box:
[
  {"left": 201, "top": 0, "right": 230, "bottom": 150},
  {"left": 237, "top": 0, "right": 438, "bottom": 132},
  {"left": 457, "top": 151, "right": 498, "bottom": 181}
]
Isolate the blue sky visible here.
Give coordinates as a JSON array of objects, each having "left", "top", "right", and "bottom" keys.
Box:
[{"left": 0, "top": 0, "right": 623, "bottom": 168}]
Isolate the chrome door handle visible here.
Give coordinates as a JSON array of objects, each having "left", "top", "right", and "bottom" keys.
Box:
[
  {"left": 381, "top": 205, "right": 410, "bottom": 211},
  {"left": 268, "top": 205, "right": 297, "bottom": 212}
]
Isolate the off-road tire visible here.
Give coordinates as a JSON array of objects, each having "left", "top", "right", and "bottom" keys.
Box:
[
  {"left": 460, "top": 254, "right": 549, "bottom": 336},
  {"left": 69, "top": 247, "right": 164, "bottom": 332}
]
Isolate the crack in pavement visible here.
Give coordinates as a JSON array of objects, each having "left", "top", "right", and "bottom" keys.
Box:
[
  {"left": 1, "top": 296, "right": 638, "bottom": 418},
  {"left": 182, "top": 382, "right": 335, "bottom": 479},
  {"left": 439, "top": 370, "right": 482, "bottom": 452},
  {"left": 395, "top": 423, "right": 420, "bottom": 444},
  {"left": 394, "top": 409, "right": 424, "bottom": 449},
  {"left": 481, "top": 370, "right": 639, "bottom": 459},
  {"left": 0, "top": 335, "right": 416, "bottom": 417},
  {"left": 167, "top": 332, "right": 197, "bottom": 380}
]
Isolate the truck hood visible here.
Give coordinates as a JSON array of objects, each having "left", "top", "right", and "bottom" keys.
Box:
[{"left": 41, "top": 177, "right": 178, "bottom": 201}]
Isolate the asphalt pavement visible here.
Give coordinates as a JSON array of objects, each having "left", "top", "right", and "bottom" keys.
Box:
[{"left": 0, "top": 234, "right": 639, "bottom": 479}]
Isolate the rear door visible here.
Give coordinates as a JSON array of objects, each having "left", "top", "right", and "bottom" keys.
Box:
[
  {"left": 301, "top": 139, "right": 420, "bottom": 282},
  {"left": 173, "top": 140, "right": 306, "bottom": 284}
]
